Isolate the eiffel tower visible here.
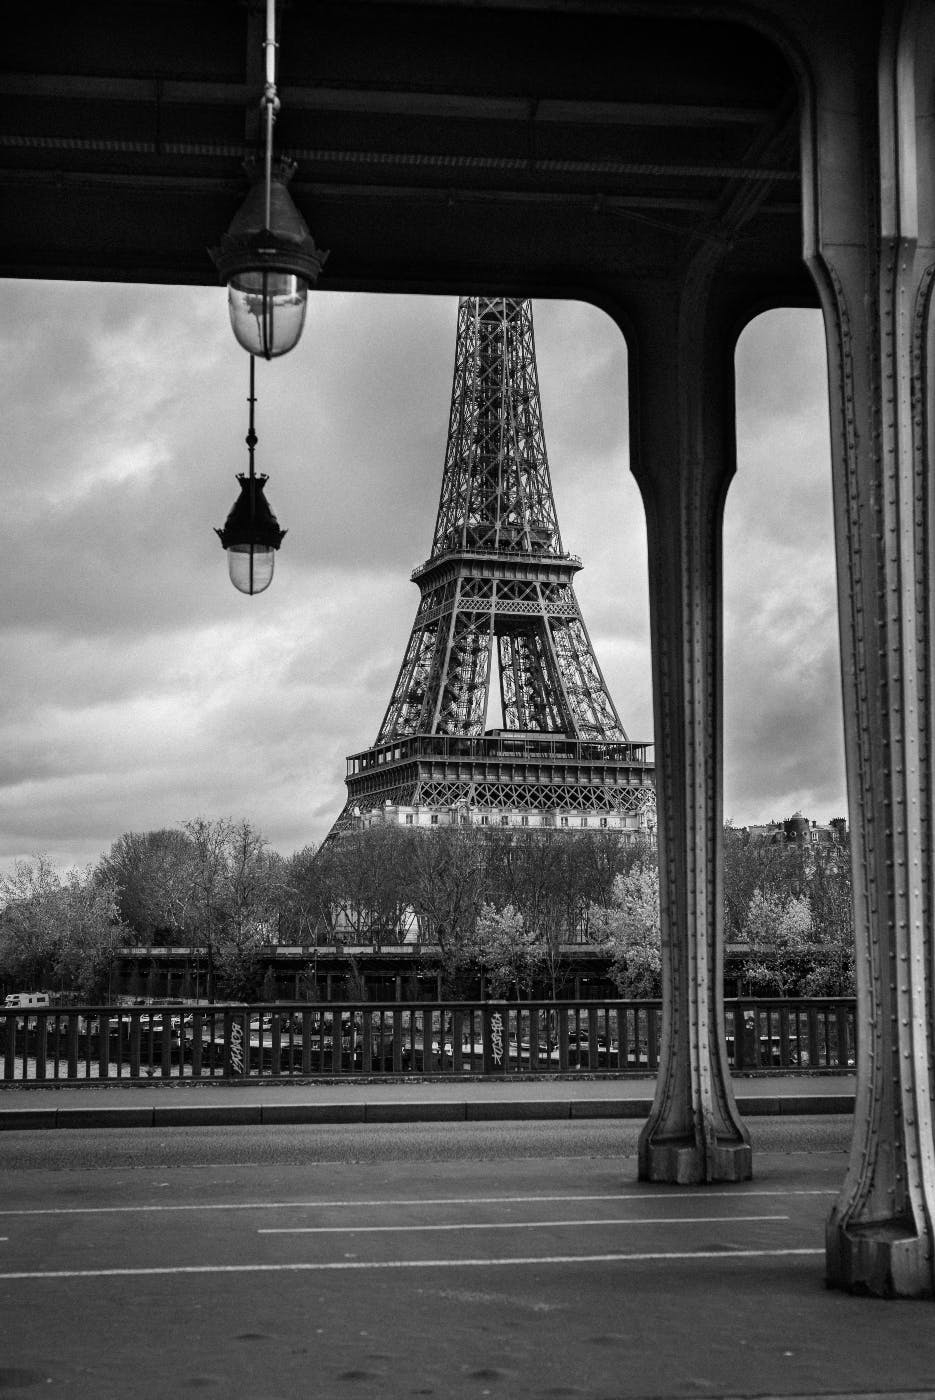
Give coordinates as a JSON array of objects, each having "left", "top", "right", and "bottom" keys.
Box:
[{"left": 335, "top": 296, "right": 654, "bottom": 834}]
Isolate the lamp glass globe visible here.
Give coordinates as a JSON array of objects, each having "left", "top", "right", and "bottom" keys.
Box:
[
  {"left": 227, "top": 543, "right": 276, "bottom": 595},
  {"left": 228, "top": 270, "right": 308, "bottom": 358}
]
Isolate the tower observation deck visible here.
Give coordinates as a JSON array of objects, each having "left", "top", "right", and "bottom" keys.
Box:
[{"left": 335, "top": 296, "right": 654, "bottom": 834}]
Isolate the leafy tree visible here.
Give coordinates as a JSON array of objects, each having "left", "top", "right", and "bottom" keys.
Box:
[
  {"left": 0, "top": 855, "right": 62, "bottom": 990},
  {"left": 740, "top": 887, "right": 814, "bottom": 995},
  {"left": 86, "top": 810, "right": 857, "bottom": 1004},
  {"left": 211, "top": 937, "right": 264, "bottom": 1001},
  {"left": 574, "top": 831, "right": 649, "bottom": 928},
  {"left": 590, "top": 860, "right": 662, "bottom": 997},
  {"left": 98, "top": 828, "right": 195, "bottom": 942},
  {"left": 723, "top": 824, "right": 856, "bottom": 996},
  {"left": 722, "top": 822, "right": 807, "bottom": 943},
  {"left": 483, "top": 829, "right": 628, "bottom": 996},
  {"left": 800, "top": 846, "right": 854, "bottom": 995},
  {"left": 0, "top": 857, "right": 129, "bottom": 1001},
  {"left": 54, "top": 874, "right": 130, "bottom": 1002},
  {"left": 475, "top": 902, "right": 545, "bottom": 999}
]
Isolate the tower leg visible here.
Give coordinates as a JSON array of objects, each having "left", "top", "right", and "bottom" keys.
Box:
[
  {"left": 627, "top": 271, "right": 751, "bottom": 1184},
  {"left": 803, "top": 2, "right": 935, "bottom": 1296}
]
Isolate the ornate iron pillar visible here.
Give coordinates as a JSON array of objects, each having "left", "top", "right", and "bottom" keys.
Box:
[
  {"left": 802, "top": 0, "right": 935, "bottom": 1296},
  {"left": 627, "top": 268, "right": 751, "bottom": 1184}
]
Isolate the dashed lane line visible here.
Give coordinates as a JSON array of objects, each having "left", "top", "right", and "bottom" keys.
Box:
[
  {"left": 0, "top": 1248, "right": 826, "bottom": 1281},
  {"left": 0, "top": 1189, "right": 834, "bottom": 1219},
  {"left": 258, "top": 1214, "right": 790, "bottom": 1235}
]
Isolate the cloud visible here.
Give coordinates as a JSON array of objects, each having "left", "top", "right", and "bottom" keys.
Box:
[
  {"left": 0, "top": 284, "right": 844, "bottom": 872},
  {"left": 725, "top": 308, "right": 844, "bottom": 825}
]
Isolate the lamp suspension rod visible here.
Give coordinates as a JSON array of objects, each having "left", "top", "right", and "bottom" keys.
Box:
[
  {"left": 246, "top": 353, "right": 258, "bottom": 488},
  {"left": 247, "top": 353, "right": 258, "bottom": 594},
  {"left": 262, "top": 0, "right": 279, "bottom": 231}
]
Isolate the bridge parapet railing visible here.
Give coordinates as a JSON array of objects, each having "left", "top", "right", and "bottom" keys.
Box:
[{"left": 0, "top": 998, "right": 856, "bottom": 1085}]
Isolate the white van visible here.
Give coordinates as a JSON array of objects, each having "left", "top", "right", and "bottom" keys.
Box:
[{"left": 3, "top": 992, "right": 51, "bottom": 1009}]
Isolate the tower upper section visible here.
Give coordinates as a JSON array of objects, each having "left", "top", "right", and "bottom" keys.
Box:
[
  {"left": 430, "top": 297, "right": 563, "bottom": 560},
  {"left": 373, "top": 296, "right": 629, "bottom": 748}
]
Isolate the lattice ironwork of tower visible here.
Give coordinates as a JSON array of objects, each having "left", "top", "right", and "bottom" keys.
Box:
[{"left": 335, "top": 297, "right": 654, "bottom": 836}]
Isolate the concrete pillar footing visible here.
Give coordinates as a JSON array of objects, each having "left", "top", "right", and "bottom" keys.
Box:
[
  {"left": 639, "top": 1136, "right": 752, "bottom": 1186},
  {"left": 826, "top": 1222, "right": 934, "bottom": 1299}
]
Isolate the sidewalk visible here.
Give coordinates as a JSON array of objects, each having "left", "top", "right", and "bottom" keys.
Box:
[{"left": 0, "top": 1074, "right": 855, "bottom": 1130}]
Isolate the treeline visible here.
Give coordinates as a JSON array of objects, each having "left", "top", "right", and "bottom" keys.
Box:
[
  {"left": 0, "top": 818, "right": 855, "bottom": 1002},
  {"left": 313, "top": 823, "right": 653, "bottom": 998},
  {"left": 722, "top": 824, "right": 854, "bottom": 997}
]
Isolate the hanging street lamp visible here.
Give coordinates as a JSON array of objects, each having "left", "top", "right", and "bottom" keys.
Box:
[
  {"left": 216, "top": 356, "right": 286, "bottom": 595},
  {"left": 210, "top": 0, "right": 327, "bottom": 358}
]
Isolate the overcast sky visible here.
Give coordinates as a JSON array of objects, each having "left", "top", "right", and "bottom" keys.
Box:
[{"left": 0, "top": 282, "right": 844, "bottom": 873}]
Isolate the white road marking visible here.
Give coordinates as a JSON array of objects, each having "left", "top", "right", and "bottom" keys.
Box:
[
  {"left": 0, "top": 1189, "right": 834, "bottom": 1219},
  {"left": 0, "top": 1248, "right": 826, "bottom": 1281},
  {"left": 258, "top": 1213, "right": 790, "bottom": 1235}
]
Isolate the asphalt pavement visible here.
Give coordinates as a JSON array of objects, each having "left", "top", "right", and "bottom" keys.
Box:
[
  {"left": 2, "top": 1112, "right": 932, "bottom": 1400},
  {"left": 1, "top": 1071, "right": 887, "bottom": 1399}
]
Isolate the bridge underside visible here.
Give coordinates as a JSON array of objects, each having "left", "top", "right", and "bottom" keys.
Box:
[
  {"left": 1, "top": 1, "right": 808, "bottom": 309},
  {"left": 4, "top": 0, "right": 935, "bottom": 1297}
]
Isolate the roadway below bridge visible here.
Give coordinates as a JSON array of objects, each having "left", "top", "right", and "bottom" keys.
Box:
[{"left": 2, "top": 1115, "right": 934, "bottom": 1399}]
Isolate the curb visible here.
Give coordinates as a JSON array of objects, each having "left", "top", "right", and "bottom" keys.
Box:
[{"left": 0, "top": 1094, "right": 855, "bottom": 1131}]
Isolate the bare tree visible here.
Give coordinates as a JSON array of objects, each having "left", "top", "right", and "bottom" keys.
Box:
[
  {"left": 327, "top": 825, "right": 415, "bottom": 948},
  {"left": 408, "top": 828, "right": 489, "bottom": 995},
  {"left": 183, "top": 818, "right": 282, "bottom": 1001},
  {"left": 279, "top": 844, "right": 339, "bottom": 945}
]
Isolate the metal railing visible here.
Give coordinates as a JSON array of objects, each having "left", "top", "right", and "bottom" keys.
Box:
[
  {"left": 346, "top": 731, "right": 654, "bottom": 774},
  {"left": 0, "top": 997, "right": 855, "bottom": 1084}
]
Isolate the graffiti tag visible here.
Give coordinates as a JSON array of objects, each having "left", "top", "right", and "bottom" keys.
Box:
[
  {"left": 490, "top": 1011, "right": 504, "bottom": 1067},
  {"left": 229, "top": 1019, "right": 245, "bottom": 1075}
]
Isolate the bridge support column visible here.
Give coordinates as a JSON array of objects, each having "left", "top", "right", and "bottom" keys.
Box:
[
  {"left": 804, "top": 1, "right": 935, "bottom": 1296},
  {"left": 627, "top": 270, "right": 751, "bottom": 1185}
]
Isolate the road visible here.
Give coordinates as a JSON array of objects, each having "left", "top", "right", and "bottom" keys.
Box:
[{"left": 1, "top": 1117, "right": 933, "bottom": 1399}]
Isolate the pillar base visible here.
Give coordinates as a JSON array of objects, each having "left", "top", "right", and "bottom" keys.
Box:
[
  {"left": 826, "top": 1220, "right": 934, "bottom": 1298},
  {"left": 638, "top": 1133, "right": 752, "bottom": 1185}
]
